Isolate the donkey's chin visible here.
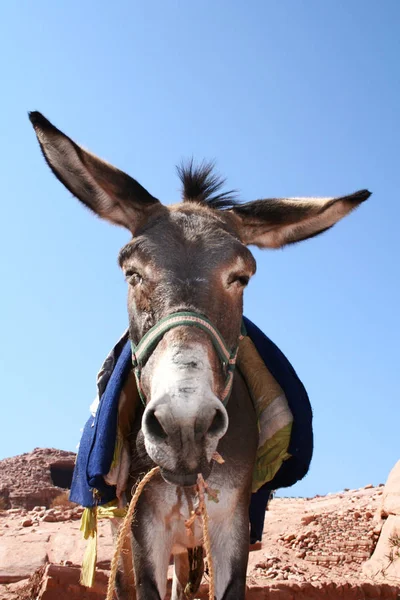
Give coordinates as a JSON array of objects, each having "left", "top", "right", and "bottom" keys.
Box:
[{"left": 160, "top": 463, "right": 212, "bottom": 488}]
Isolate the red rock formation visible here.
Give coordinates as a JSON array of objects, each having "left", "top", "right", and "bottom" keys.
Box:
[
  {"left": 0, "top": 448, "right": 76, "bottom": 510},
  {"left": 363, "top": 460, "right": 400, "bottom": 584}
]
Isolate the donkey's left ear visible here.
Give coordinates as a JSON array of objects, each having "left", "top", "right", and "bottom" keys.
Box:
[
  {"left": 29, "top": 111, "right": 164, "bottom": 233},
  {"left": 229, "top": 190, "right": 371, "bottom": 248}
]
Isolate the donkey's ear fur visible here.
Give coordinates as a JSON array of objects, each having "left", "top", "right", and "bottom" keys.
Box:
[
  {"left": 29, "top": 112, "right": 163, "bottom": 232},
  {"left": 229, "top": 190, "right": 370, "bottom": 248}
]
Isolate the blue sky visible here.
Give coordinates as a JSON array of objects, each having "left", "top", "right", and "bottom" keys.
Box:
[{"left": 1, "top": 1, "right": 399, "bottom": 497}]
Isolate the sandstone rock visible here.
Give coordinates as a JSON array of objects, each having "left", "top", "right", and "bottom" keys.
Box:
[
  {"left": 362, "top": 514, "right": 400, "bottom": 582},
  {"left": 0, "top": 448, "right": 76, "bottom": 510},
  {"left": 21, "top": 518, "right": 33, "bottom": 527},
  {"left": 46, "top": 523, "right": 113, "bottom": 568},
  {"left": 0, "top": 578, "right": 31, "bottom": 600},
  {"left": 42, "top": 513, "right": 57, "bottom": 522},
  {"left": 37, "top": 564, "right": 109, "bottom": 600},
  {"left": 0, "top": 537, "right": 48, "bottom": 583},
  {"left": 381, "top": 460, "right": 400, "bottom": 517},
  {"left": 301, "top": 514, "right": 316, "bottom": 525},
  {"left": 56, "top": 511, "right": 71, "bottom": 522}
]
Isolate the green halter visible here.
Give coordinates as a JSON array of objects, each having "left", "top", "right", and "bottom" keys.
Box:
[{"left": 130, "top": 311, "right": 243, "bottom": 406}]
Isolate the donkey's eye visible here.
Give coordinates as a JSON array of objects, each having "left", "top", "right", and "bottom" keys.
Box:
[
  {"left": 125, "top": 270, "right": 143, "bottom": 286},
  {"left": 228, "top": 274, "right": 250, "bottom": 287},
  {"left": 236, "top": 275, "right": 250, "bottom": 286}
]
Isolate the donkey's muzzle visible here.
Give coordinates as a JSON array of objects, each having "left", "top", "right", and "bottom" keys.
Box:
[
  {"left": 144, "top": 403, "right": 228, "bottom": 444},
  {"left": 160, "top": 467, "right": 211, "bottom": 488},
  {"left": 142, "top": 395, "right": 228, "bottom": 483}
]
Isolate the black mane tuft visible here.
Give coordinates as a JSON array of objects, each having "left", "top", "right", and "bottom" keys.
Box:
[{"left": 177, "top": 160, "right": 238, "bottom": 209}]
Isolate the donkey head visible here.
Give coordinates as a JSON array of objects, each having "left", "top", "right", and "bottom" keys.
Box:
[{"left": 30, "top": 112, "right": 370, "bottom": 486}]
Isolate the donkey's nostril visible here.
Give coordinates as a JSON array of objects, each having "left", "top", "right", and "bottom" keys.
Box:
[
  {"left": 145, "top": 409, "right": 168, "bottom": 441},
  {"left": 207, "top": 409, "right": 226, "bottom": 437}
]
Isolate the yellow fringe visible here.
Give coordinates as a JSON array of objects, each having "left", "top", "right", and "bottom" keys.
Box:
[
  {"left": 98, "top": 503, "right": 128, "bottom": 520},
  {"left": 79, "top": 501, "right": 128, "bottom": 587},
  {"left": 79, "top": 507, "right": 97, "bottom": 587}
]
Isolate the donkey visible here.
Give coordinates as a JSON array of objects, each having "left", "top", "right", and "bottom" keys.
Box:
[{"left": 29, "top": 111, "right": 369, "bottom": 600}]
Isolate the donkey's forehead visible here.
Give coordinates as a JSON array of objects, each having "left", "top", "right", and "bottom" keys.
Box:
[
  {"left": 119, "top": 203, "right": 252, "bottom": 267},
  {"left": 165, "top": 202, "right": 240, "bottom": 241}
]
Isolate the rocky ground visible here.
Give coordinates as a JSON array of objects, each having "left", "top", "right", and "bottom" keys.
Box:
[{"left": 0, "top": 451, "right": 399, "bottom": 599}]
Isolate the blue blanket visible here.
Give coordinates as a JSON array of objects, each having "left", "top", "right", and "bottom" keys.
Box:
[{"left": 70, "top": 317, "right": 313, "bottom": 541}]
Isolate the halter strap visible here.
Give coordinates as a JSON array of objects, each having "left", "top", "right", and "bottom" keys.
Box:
[{"left": 130, "top": 311, "right": 243, "bottom": 406}]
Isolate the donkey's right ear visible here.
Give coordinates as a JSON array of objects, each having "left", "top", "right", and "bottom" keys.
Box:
[{"left": 29, "top": 112, "right": 164, "bottom": 233}]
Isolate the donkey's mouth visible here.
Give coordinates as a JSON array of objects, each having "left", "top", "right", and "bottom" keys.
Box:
[{"left": 160, "top": 463, "right": 212, "bottom": 488}]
